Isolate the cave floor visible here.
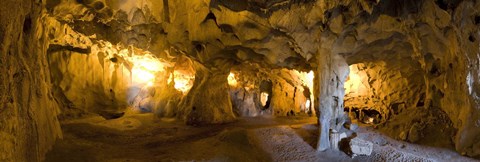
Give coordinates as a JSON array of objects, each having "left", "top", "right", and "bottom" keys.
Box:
[{"left": 45, "top": 113, "right": 477, "bottom": 162}]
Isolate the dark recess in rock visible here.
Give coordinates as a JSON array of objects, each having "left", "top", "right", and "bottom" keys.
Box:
[
  {"left": 23, "top": 16, "right": 32, "bottom": 33},
  {"left": 195, "top": 43, "right": 204, "bottom": 52},
  {"left": 219, "top": 24, "right": 234, "bottom": 33},
  {"left": 469, "top": 34, "right": 476, "bottom": 42},
  {"left": 46, "top": 0, "right": 61, "bottom": 10},
  {"left": 93, "top": 1, "right": 105, "bottom": 10},
  {"left": 109, "top": 57, "right": 118, "bottom": 63},
  {"left": 374, "top": 0, "right": 423, "bottom": 17},
  {"left": 203, "top": 12, "right": 217, "bottom": 24},
  {"left": 215, "top": 0, "right": 249, "bottom": 12},
  {"left": 435, "top": 0, "right": 462, "bottom": 11},
  {"left": 416, "top": 93, "right": 426, "bottom": 107},
  {"left": 48, "top": 44, "right": 91, "bottom": 54}
]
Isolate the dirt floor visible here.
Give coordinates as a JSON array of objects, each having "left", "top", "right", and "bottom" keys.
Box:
[{"left": 45, "top": 113, "right": 479, "bottom": 162}]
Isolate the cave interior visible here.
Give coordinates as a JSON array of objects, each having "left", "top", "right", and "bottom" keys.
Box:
[{"left": 1, "top": 0, "right": 480, "bottom": 161}]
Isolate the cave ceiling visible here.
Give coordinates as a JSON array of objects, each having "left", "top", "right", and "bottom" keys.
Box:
[{"left": 44, "top": 0, "right": 394, "bottom": 72}]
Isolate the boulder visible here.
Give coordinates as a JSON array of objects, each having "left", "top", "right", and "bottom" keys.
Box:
[{"left": 348, "top": 138, "right": 373, "bottom": 158}]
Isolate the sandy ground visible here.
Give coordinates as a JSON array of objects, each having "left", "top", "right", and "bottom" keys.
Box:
[{"left": 45, "top": 114, "right": 479, "bottom": 162}]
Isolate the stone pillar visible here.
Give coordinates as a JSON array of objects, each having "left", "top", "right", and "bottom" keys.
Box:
[
  {"left": 316, "top": 52, "right": 349, "bottom": 151},
  {"left": 179, "top": 63, "right": 236, "bottom": 125}
]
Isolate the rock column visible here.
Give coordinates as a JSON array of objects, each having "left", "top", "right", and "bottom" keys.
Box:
[
  {"left": 316, "top": 52, "right": 349, "bottom": 151},
  {"left": 179, "top": 63, "right": 236, "bottom": 125}
]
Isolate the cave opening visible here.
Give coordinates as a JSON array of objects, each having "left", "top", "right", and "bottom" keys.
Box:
[
  {"left": 259, "top": 80, "right": 272, "bottom": 109},
  {"left": 2, "top": 0, "right": 480, "bottom": 161}
]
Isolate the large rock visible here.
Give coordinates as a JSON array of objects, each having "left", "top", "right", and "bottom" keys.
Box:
[
  {"left": 349, "top": 138, "right": 373, "bottom": 158},
  {"left": 179, "top": 64, "right": 236, "bottom": 125}
]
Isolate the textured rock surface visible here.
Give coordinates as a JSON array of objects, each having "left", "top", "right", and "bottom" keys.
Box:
[
  {"left": 49, "top": 50, "right": 131, "bottom": 115},
  {"left": 331, "top": 0, "right": 480, "bottom": 156},
  {"left": 178, "top": 64, "right": 236, "bottom": 125},
  {"left": 316, "top": 51, "right": 350, "bottom": 151},
  {"left": 349, "top": 138, "right": 374, "bottom": 157},
  {"left": 344, "top": 62, "right": 425, "bottom": 123},
  {"left": 40, "top": 0, "right": 480, "bottom": 158},
  {"left": 229, "top": 65, "right": 314, "bottom": 117},
  {"left": 0, "top": 0, "right": 62, "bottom": 161},
  {"left": 2, "top": 0, "right": 480, "bottom": 160}
]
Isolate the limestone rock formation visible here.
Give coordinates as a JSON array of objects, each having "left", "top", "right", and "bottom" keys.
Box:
[
  {"left": 179, "top": 64, "right": 236, "bottom": 125},
  {"left": 1, "top": 0, "right": 480, "bottom": 160},
  {"left": 0, "top": 1, "right": 62, "bottom": 161}
]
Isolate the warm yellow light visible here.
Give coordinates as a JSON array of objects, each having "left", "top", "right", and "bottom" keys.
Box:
[
  {"left": 129, "top": 55, "right": 164, "bottom": 86},
  {"left": 345, "top": 64, "right": 364, "bottom": 95},
  {"left": 132, "top": 68, "right": 155, "bottom": 84},
  {"left": 306, "top": 71, "right": 314, "bottom": 89},
  {"left": 305, "top": 99, "right": 311, "bottom": 110},
  {"left": 167, "top": 73, "right": 173, "bottom": 84},
  {"left": 91, "top": 41, "right": 169, "bottom": 87},
  {"left": 294, "top": 70, "right": 315, "bottom": 112},
  {"left": 173, "top": 71, "right": 194, "bottom": 93},
  {"left": 260, "top": 92, "right": 269, "bottom": 107},
  {"left": 228, "top": 72, "right": 238, "bottom": 86}
]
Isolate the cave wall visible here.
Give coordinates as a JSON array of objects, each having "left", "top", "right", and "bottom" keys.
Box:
[
  {"left": 0, "top": 0, "right": 62, "bottom": 161},
  {"left": 48, "top": 41, "right": 196, "bottom": 119},
  {"left": 324, "top": 0, "right": 480, "bottom": 156},
  {"left": 270, "top": 69, "right": 312, "bottom": 116},
  {"left": 343, "top": 61, "right": 458, "bottom": 148},
  {"left": 229, "top": 71, "right": 266, "bottom": 117},
  {"left": 344, "top": 62, "right": 426, "bottom": 123},
  {"left": 7, "top": 0, "right": 480, "bottom": 158},
  {"left": 48, "top": 50, "right": 131, "bottom": 115},
  {"left": 230, "top": 87, "right": 264, "bottom": 117},
  {"left": 229, "top": 67, "right": 313, "bottom": 117}
]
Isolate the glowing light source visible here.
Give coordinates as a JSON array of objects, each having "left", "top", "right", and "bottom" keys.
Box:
[
  {"left": 294, "top": 70, "right": 315, "bottom": 113},
  {"left": 260, "top": 92, "right": 269, "bottom": 107},
  {"left": 91, "top": 41, "right": 170, "bottom": 87},
  {"left": 129, "top": 55, "right": 164, "bottom": 86},
  {"left": 305, "top": 99, "right": 311, "bottom": 111},
  {"left": 228, "top": 72, "right": 238, "bottom": 86},
  {"left": 173, "top": 71, "right": 195, "bottom": 93},
  {"left": 345, "top": 64, "right": 365, "bottom": 95}
]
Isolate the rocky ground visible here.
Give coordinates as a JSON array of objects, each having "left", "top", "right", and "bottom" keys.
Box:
[{"left": 45, "top": 114, "right": 478, "bottom": 162}]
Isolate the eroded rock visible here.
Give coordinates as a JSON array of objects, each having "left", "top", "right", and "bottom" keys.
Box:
[{"left": 348, "top": 138, "right": 374, "bottom": 158}]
